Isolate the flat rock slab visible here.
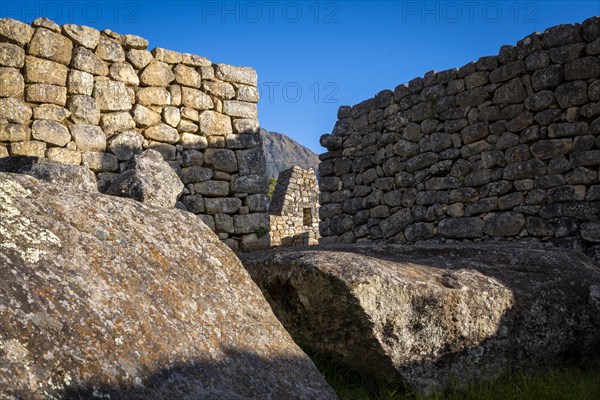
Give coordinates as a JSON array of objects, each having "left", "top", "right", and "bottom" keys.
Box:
[
  {"left": 0, "top": 155, "right": 97, "bottom": 192},
  {"left": 0, "top": 172, "right": 337, "bottom": 400},
  {"left": 242, "top": 244, "right": 600, "bottom": 394}
]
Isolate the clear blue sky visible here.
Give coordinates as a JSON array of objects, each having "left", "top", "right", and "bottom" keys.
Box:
[{"left": 4, "top": 1, "right": 600, "bottom": 153}]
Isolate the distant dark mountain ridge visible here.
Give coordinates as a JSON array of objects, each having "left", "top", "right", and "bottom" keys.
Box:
[{"left": 260, "top": 129, "right": 320, "bottom": 179}]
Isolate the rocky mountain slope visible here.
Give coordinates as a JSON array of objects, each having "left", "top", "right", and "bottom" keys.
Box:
[{"left": 261, "top": 129, "right": 320, "bottom": 179}]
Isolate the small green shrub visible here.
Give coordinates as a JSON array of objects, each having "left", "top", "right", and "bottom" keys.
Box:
[{"left": 254, "top": 226, "right": 268, "bottom": 238}]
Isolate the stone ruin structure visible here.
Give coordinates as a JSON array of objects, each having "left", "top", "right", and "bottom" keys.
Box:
[
  {"left": 319, "top": 17, "right": 600, "bottom": 263},
  {"left": 269, "top": 166, "right": 320, "bottom": 247},
  {"left": 0, "top": 17, "right": 268, "bottom": 252}
]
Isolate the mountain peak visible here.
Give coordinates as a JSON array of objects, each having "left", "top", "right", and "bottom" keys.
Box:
[{"left": 260, "top": 129, "right": 320, "bottom": 179}]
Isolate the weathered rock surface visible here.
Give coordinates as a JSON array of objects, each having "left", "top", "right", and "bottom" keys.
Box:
[
  {"left": 0, "top": 156, "right": 96, "bottom": 191},
  {"left": 105, "top": 149, "right": 184, "bottom": 207},
  {"left": 242, "top": 244, "right": 600, "bottom": 394},
  {"left": 0, "top": 172, "right": 337, "bottom": 400}
]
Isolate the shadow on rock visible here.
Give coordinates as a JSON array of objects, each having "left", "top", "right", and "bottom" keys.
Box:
[
  {"left": 241, "top": 243, "right": 600, "bottom": 395},
  {"left": 61, "top": 349, "right": 332, "bottom": 400}
]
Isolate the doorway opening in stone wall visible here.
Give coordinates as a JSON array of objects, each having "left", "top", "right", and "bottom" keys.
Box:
[{"left": 303, "top": 208, "right": 312, "bottom": 227}]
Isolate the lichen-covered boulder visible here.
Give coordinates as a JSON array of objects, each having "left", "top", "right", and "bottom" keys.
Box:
[
  {"left": 241, "top": 244, "right": 600, "bottom": 395},
  {"left": 0, "top": 155, "right": 96, "bottom": 191},
  {"left": 0, "top": 172, "right": 337, "bottom": 400},
  {"left": 105, "top": 149, "right": 183, "bottom": 207}
]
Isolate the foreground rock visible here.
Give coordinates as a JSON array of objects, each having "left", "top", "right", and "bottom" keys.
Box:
[
  {"left": 105, "top": 149, "right": 183, "bottom": 207},
  {"left": 0, "top": 172, "right": 337, "bottom": 400},
  {"left": 0, "top": 155, "right": 96, "bottom": 191},
  {"left": 242, "top": 244, "right": 600, "bottom": 394}
]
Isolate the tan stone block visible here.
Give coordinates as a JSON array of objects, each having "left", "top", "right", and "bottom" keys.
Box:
[
  {"left": 96, "top": 35, "right": 125, "bottom": 62},
  {"left": 136, "top": 87, "right": 171, "bottom": 106},
  {"left": 93, "top": 79, "right": 132, "bottom": 111},
  {"left": 120, "top": 34, "right": 148, "bottom": 50},
  {"left": 67, "top": 69, "right": 94, "bottom": 95},
  {"left": 202, "top": 81, "right": 235, "bottom": 99},
  {"left": 200, "top": 65, "right": 214, "bottom": 80},
  {"left": 180, "top": 107, "right": 199, "bottom": 121},
  {"left": 199, "top": 111, "right": 232, "bottom": 136},
  {"left": 32, "top": 17, "right": 60, "bottom": 33},
  {"left": 81, "top": 151, "right": 118, "bottom": 172},
  {"left": 178, "top": 119, "right": 199, "bottom": 133},
  {"left": 0, "top": 18, "right": 34, "bottom": 46},
  {"left": 132, "top": 104, "right": 161, "bottom": 127},
  {"left": 100, "top": 111, "right": 135, "bottom": 136},
  {"left": 46, "top": 147, "right": 82, "bottom": 165},
  {"left": 32, "top": 119, "right": 70, "bottom": 146},
  {"left": 182, "top": 53, "right": 211, "bottom": 67},
  {"left": 162, "top": 107, "right": 181, "bottom": 127},
  {"left": 24, "top": 56, "right": 68, "bottom": 85},
  {"left": 67, "top": 95, "right": 100, "bottom": 125},
  {"left": 0, "top": 98, "right": 32, "bottom": 124},
  {"left": 181, "top": 87, "right": 213, "bottom": 110},
  {"left": 215, "top": 63, "right": 257, "bottom": 85},
  {"left": 0, "top": 122, "right": 30, "bottom": 142},
  {"left": 28, "top": 28, "right": 73, "bottom": 65},
  {"left": 235, "top": 84, "right": 259, "bottom": 102},
  {"left": 72, "top": 47, "right": 108, "bottom": 76},
  {"left": 109, "top": 62, "right": 139, "bottom": 86},
  {"left": 223, "top": 100, "right": 257, "bottom": 118},
  {"left": 173, "top": 64, "right": 201, "bottom": 88},
  {"left": 146, "top": 141, "right": 176, "bottom": 160},
  {"left": 169, "top": 85, "right": 182, "bottom": 106},
  {"left": 180, "top": 132, "right": 207, "bottom": 150},
  {"left": 0, "top": 67, "right": 24, "bottom": 97},
  {"left": 152, "top": 47, "right": 182, "bottom": 64},
  {"left": 144, "top": 123, "right": 179, "bottom": 144},
  {"left": 140, "top": 61, "right": 175, "bottom": 87},
  {"left": 26, "top": 84, "right": 67, "bottom": 106},
  {"left": 0, "top": 43, "right": 24, "bottom": 68},
  {"left": 62, "top": 24, "right": 100, "bottom": 49},
  {"left": 10, "top": 140, "right": 46, "bottom": 157},
  {"left": 70, "top": 124, "right": 106, "bottom": 152},
  {"left": 126, "top": 49, "right": 153, "bottom": 69}
]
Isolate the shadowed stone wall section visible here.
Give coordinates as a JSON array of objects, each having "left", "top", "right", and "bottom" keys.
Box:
[
  {"left": 0, "top": 17, "right": 268, "bottom": 252},
  {"left": 319, "top": 17, "right": 600, "bottom": 262},
  {"left": 269, "top": 166, "right": 320, "bottom": 247}
]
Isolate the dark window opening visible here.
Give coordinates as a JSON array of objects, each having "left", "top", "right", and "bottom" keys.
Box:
[{"left": 303, "top": 208, "right": 312, "bottom": 227}]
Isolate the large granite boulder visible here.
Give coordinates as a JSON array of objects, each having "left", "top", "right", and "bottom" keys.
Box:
[
  {"left": 242, "top": 244, "right": 600, "bottom": 394},
  {"left": 0, "top": 172, "right": 337, "bottom": 400},
  {"left": 105, "top": 149, "right": 183, "bottom": 207},
  {"left": 0, "top": 155, "right": 97, "bottom": 191}
]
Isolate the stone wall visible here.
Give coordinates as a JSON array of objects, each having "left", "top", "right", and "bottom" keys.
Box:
[
  {"left": 0, "top": 17, "right": 269, "bottom": 252},
  {"left": 269, "top": 166, "right": 320, "bottom": 247},
  {"left": 319, "top": 17, "right": 600, "bottom": 261}
]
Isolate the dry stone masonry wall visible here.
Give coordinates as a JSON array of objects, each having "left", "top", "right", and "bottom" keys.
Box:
[
  {"left": 269, "top": 166, "right": 320, "bottom": 247},
  {"left": 319, "top": 17, "right": 600, "bottom": 261},
  {"left": 0, "top": 17, "right": 268, "bottom": 252}
]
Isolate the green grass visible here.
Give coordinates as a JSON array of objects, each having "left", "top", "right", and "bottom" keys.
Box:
[
  {"left": 268, "top": 177, "right": 277, "bottom": 199},
  {"left": 309, "top": 351, "right": 600, "bottom": 400}
]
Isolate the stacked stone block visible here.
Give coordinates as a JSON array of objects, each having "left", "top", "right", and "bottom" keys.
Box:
[
  {"left": 319, "top": 17, "right": 600, "bottom": 261},
  {"left": 269, "top": 166, "right": 320, "bottom": 247},
  {"left": 0, "top": 17, "right": 268, "bottom": 252}
]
